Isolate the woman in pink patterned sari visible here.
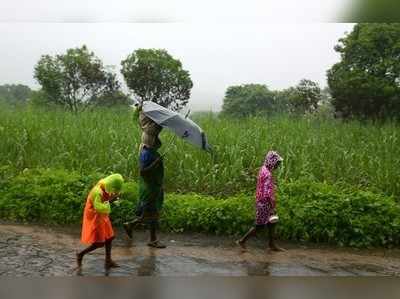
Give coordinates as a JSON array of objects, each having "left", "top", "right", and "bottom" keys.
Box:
[{"left": 237, "top": 150, "right": 284, "bottom": 252}]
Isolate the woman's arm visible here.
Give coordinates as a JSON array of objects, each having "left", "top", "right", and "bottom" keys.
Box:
[
  {"left": 108, "top": 196, "right": 120, "bottom": 203},
  {"left": 92, "top": 190, "right": 111, "bottom": 214}
]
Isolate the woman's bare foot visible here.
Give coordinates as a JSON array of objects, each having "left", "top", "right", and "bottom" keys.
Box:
[
  {"left": 147, "top": 240, "right": 166, "bottom": 249},
  {"left": 123, "top": 223, "right": 133, "bottom": 239},
  {"left": 269, "top": 243, "right": 285, "bottom": 252},
  {"left": 105, "top": 259, "right": 120, "bottom": 269},
  {"left": 236, "top": 240, "right": 247, "bottom": 252},
  {"left": 76, "top": 253, "right": 83, "bottom": 268}
]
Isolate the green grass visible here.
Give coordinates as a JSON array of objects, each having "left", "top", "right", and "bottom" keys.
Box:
[{"left": 1, "top": 104, "right": 399, "bottom": 197}]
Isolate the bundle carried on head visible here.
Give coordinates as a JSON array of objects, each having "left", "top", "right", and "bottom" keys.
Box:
[{"left": 139, "top": 111, "right": 163, "bottom": 150}]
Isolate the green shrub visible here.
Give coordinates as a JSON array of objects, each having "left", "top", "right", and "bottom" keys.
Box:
[
  {"left": 0, "top": 169, "right": 98, "bottom": 223},
  {"left": 0, "top": 169, "right": 399, "bottom": 248},
  {"left": 277, "top": 181, "right": 400, "bottom": 247}
]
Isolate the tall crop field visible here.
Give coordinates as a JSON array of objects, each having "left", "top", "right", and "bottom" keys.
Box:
[{"left": 0, "top": 104, "right": 399, "bottom": 197}]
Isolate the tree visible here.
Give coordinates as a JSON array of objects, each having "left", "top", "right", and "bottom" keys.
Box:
[
  {"left": 320, "top": 86, "right": 332, "bottom": 104},
  {"left": 90, "top": 90, "right": 132, "bottom": 107},
  {"left": 0, "top": 84, "right": 31, "bottom": 104},
  {"left": 271, "top": 90, "right": 291, "bottom": 114},
  {"left": 121, "top": 49, "right": 193, "bottom": 111},
  {"left": 28, "top": 89, "right": 52, "bottom": 107},
  {"left": 327, "top": 23, "right": 400, "bottom": 120},
  {"left": 310, "top": 86, "right": 335, "bottom": 119},
  {"left": 286, "top": 79, "right": 321, "bottom": 115},
  {"left": 221, "top": 84, "right": 276, "bottom": 117},
  {"left": 89, "top": 65, "right": 132, "bottom": 108},
  {"left": 345, "top": 0, "right": 400, "bottom": 22},
  {"left": 34, "top": 45, "right": 121, "bottom": 112}
]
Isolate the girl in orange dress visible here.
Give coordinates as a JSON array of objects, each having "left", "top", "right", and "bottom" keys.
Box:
[{"left": 76, "top": 173, "right": 124, "bottom": 269}]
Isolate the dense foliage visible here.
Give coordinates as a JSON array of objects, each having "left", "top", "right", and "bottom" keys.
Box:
[
  {"left": 221, "top": 80, "right": 323, "bottom": 117},
  {"left": 121, "top": 49, "right": 193, "bottom": 111},
  {"left": 34, "top": 45, "right": 126, "bottom": 112},
  {"left": 221, "top": 84, "right": 276, "bottom": 117},
  {"left": 0, "top": 84, "right": 31, "bottom": 105},
  {"left": 0, "top": 168, "right": 398, "bottom": 248},
  {"left": 328, "top": 23, "right": 400, "bottom": 120}
]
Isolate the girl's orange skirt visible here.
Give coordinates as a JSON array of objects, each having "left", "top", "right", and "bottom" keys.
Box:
[{"left": 80, "top": 195, "right": 114, "bottom": 244}]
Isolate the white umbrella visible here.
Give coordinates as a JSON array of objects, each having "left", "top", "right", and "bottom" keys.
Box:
[{"left": 141, "top": 101, "right": 212, "bottom": 152}]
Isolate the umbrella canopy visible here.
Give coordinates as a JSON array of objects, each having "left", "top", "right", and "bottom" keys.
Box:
[{"left": 141, "top": 101, "right": 212, "bottom": 152}]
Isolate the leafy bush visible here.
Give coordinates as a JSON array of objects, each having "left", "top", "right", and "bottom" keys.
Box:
[
  {"left": 0, "top": 169, "right": 99, "bottom": 224},
  {"left": 277, "top": 181, "right": 400, "bottom": 247},
  {"left": 0, "top": 169, "right": 399, "bottom": 248}
]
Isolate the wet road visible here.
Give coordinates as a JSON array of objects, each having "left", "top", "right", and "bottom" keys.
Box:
[{"left": 1, "top": 224, "right": 399, "bottom": 276}]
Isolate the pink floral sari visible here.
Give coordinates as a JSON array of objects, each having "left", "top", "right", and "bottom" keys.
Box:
[{"left": 255, "top": 151, "right": 282, "bottom": 225}]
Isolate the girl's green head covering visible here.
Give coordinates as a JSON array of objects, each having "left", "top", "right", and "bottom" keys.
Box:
[{"left": 102, "top": 173, "right": 124, "bottom": 193}]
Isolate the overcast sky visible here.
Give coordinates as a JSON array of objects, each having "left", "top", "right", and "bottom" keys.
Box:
[{"left": 0, "top": 1, "right": 354, "bottom": 111}]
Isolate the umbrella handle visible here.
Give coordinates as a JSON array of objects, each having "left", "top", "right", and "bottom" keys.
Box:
[
  {"left": 160, "top": 134, "right": 177, "bottom": 157},
  {"left": 185, "top": 110, "right": 191, "bottom": 118}
]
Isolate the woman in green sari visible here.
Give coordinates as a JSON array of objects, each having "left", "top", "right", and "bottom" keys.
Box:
[{"left": 124, "top": 105, "right": 166, "bottom": 248}]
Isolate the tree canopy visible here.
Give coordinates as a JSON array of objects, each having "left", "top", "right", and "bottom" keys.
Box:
[
  {"left": 34, "top": 45, "right": 124, "bottom": 112},
  {"left": 327, "top": 23, "right": 400, "bottom": 120},
  {"left": 221, "top": 80, "right": 322, "bottom": 117},
  {"left": 0, "top": 84, "right": 31, "bottom": 104},
  {"left": 121, "top": 49, "right": 193, "bottom": 111},
  {"left": 221, "top": 84, "right": 276, "bottom": 117},
  {"left": 285, "top": 79, "right": 321, "bottom": 115}
]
